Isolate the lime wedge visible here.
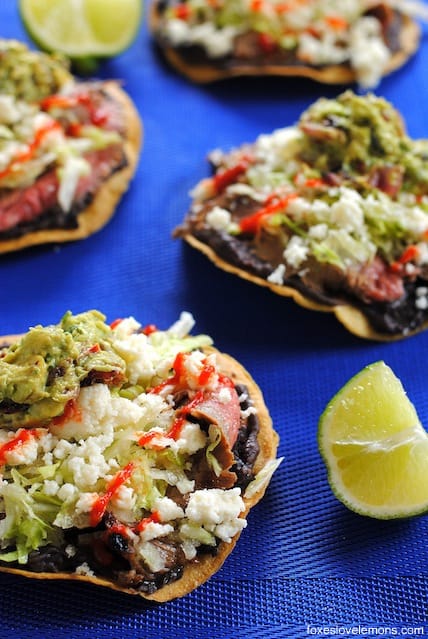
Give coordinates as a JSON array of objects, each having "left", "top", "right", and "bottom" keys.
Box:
[
  {"left": 19, "top": 0, "right": 142, "bottom": 71},
  {"left": 318, "top": 361, "right": 428, "bottom": 519}
]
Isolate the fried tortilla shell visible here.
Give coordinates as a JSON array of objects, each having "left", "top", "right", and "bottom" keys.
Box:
[
  {"left": 0, "top": 82, "right": 142, "bottom": 254},
  {"left": 149, "top": 1, "right": 420, "bottom": 85},
  {"left": 0, "top": 341, "right": 279, "bottom": 601},
  {"left": 180, "top": 232, "right": 428, "bottom": 342}
]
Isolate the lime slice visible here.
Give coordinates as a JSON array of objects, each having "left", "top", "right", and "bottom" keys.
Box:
[
  {"left": 19, "top": 0, "right": 142, "bottom": 70},
  {"left": 318, "top": 361, "right": 428, "bottom": 519}
]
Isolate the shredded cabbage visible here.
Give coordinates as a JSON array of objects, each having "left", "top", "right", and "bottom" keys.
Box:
[{"left": 244, "top": 458, "right": 283, "bottom": 500}]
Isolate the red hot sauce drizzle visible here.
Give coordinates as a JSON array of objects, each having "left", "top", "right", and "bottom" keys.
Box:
[
  {"left": 91, "top": 351, "right": 238, "bottom": 537},
  {"left": 0, "top": 429, "right": 41, "bottom": 466},
  {"left": 139, "top": 352, "right": 232, "bottom": 448},
  {"left": 90, "top": 462, "right": 135, "bottom": 527}
]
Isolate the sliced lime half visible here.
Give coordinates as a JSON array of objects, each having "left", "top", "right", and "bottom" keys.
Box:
[
  {"left": 318, "top": 361, "right": 428, "bottom": 519},
  {"left": 19, "top": 0, "right": 142, "bottom": 70}
]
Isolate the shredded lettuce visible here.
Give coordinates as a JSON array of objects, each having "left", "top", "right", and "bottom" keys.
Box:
[
  {"left": 244, "top": 458, "right": 283, "bottom": 500},
  {"left": 57, "top": 153, "right": 91, "bottom": 212},
  {"left": 77, "top": 125, "right": 121, "bottom": 150},
  {"left": 206, "top": 425, "right": 223, "bottom": 477},
  {"left": 0, "top": 471, "right": 59, "bottom": 563},
  {"left": 179, "top": 522, "right": 216, "bottom": 546}
]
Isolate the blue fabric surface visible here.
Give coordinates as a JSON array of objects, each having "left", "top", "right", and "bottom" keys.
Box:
[{"left": 1, "top": 1, "right": 428, "bottom": 637}]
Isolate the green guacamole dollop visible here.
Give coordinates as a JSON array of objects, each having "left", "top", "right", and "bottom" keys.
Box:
[
  {"left": 0, "top": 310, "right": 126, "bottom": 429},
  {"left": 298, "top": 91, "right": 428, "bottom": 193}
]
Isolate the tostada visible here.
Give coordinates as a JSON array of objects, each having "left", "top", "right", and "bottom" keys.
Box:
[
  {"left": 0, "top": 310, "right": 279, "bottom": 601},
  {"left": 0, "top": 39, "right": 142, "bottom": 253},
  {"left": 175, "top": 90, "right": 428, "bottom": 340},
  {"left": 149, "top": 0, "right": 424, "bottom": 88}
]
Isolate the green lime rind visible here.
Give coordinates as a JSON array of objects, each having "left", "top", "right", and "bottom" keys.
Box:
[
  {"left": 18, "top": 0, "right": 142, "bottom": 63},
  {"left": 318, "top": 361, "right": 428, "bottom": 519},
  {"left": 69, "top": 55, "right": 103, "bottom": 76}
]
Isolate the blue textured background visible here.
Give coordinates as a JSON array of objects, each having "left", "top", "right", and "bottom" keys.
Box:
[{"left": 1, "top": 1, "right": 428, "bottom": 636}]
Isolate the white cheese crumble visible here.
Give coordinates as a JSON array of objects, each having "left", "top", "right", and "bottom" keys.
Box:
[
  {"left": 214, "top": 518, "right": 247, "bottom": 543},
  {"left": 417, "top": 243, "right": 428, "bottom": 265},
  {"left": 179, "top": 350, "right": 219, "bottom": 391},
  {"left": 256, "top": 127, "right": 304, "bottom": 163},
  {"left": 57, "top": 483, "right": 78, "bottom": 502},
  {"left": 218, "top": 387, "right": 232, "bottom": 404},
  {"left": 162, "top": 17, "right": 190, "bottom": 46},
  {"left": 110, "top": 316, "right": 141, "bottom": 339},
  {"left": 240, "top": 405, "right": 258, "bottom": 420},
  {"left": 206, "top": 205, "right": 232, "bottom": 231},
  {"left": 74, "top": 492, "right": 98, "bottom": 515},
  {"left": 329, "top": 190, "right": 365, "bottom": 232},
  {"left": 135, "top": 393, "right": 174, "bottom": 432},
  {"left": 175, "top": 422, "right": 208, "bottom": 454},
  {"left": 415, "top": 287, "right": 428, "bottom": 309},
  {"left": 308, "top": 223, "right": 329, "bottom": 241},
  {"left": 43, "top": 480, "right": 60, "bottom": 496},
  {"left": 110, "top": 485, "right": 136, "bottom": 522},
  {"left": 113, "top": 311, "right": 210, "bottom": 387},
  {"left": 113, "top": 332, "right": 157, "bottom": 386},
  {"left": 66, "top": 440, "right": 113, "bottom": 489},
  {"left": 349, "top": 16, "right": 390, "bottom": 89},
  {"left": 283, "top": 235, "right": 309, "bottom": 268},
  {"left": 189, "top": 177, "right": 215, "bottom": 201},
  {"left": 179, "top": 488, "right": 248, "bottom": 544},
  {"left": 164, "top": 19, "right": 241, "bottom": 58},
  {"left": 65, "top": 544, "right": 77, "bottom": 558},
  {"left": 267, "top": 264, "right": 286, "bottom": 285},
  {"left": 153, "top": 496, "right": 185, "bottom": 522},
  {"left": 285, "top": 197, "right": 312, "bottom": 219},
  {"left": 3, "top": 435, "right": 38, "bottom": 466},
  {"left": 138, "top": 522, "right": 174, "bottom": 543},
  {"left": 185, "top": 487, "right": 246, "bottom": 527},
  {"left": 75, "top": 562, "right": 95, "bottom": 577},
  {"left": 298, "top": 31, "right": 349, "bottom": 66}
]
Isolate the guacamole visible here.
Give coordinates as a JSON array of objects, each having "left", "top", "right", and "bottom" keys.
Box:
[
  {"left": 0, "top": 39, "right": 72, "bottom": 103},
  {"left": 0, "top": 311, "right": 126, "bottom": 429},
  {"left": 298, "top": 91, "right": 428, "bottom": 192}
]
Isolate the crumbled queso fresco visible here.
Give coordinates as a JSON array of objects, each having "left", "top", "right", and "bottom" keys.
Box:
[
  {"left": 0, "top": 312, "right": 275, "bottom": 576},
  {"left": 160, "top": 0, "right": 396, "bottom": 87}
]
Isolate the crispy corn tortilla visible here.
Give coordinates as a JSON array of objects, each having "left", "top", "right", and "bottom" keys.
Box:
[
  {"left": 149, "top": 2, "right": 420, "bottom": 84},
  {"left": 181, "top": 233, "right": 428, "bottom": 342},
  {"left": 0, "top": 82, "right": 142, "bottom": 254},
  {"left": 0, "top": 341, "right": 278, "bottom": 601}
]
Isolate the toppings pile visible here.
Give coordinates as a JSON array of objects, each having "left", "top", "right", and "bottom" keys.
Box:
[
  {"left": 0, "top": 310, "right": 276, "bottom": 595},
  {"left": 179, "top": 91, "right": 428, "bottom": 336},
  {"left": 0, "top": 79, "right": 125, "bottom": 235},
  {"left": 0, "top": 39, "right": 136, "bottom": 244},
  {"left": 155, "top": 0, "right": 411, "bottom": 87}
]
